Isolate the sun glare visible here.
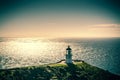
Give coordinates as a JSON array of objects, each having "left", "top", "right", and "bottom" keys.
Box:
[{"left": 6, "top": 38, "right": 49, "bottom": 56}]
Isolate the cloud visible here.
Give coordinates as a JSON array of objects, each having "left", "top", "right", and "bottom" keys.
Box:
[{"left": 91, "top": 24, "right": 120, "bottom": 28}]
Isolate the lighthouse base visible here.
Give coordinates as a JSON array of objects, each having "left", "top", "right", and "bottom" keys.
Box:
[{"left": 66, "top": 59, "right": 73, "bottom": 64}]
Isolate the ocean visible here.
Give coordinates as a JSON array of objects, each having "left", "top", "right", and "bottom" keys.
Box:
[{"left": 0, "top": 37, "right": 120, "bottom": 75}]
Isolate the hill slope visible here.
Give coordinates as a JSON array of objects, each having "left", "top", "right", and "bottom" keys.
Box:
[{"left": 0, "top": 61, "right": 120, "bottom": 80}]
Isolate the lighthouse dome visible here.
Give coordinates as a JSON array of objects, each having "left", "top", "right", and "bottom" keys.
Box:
[{"left": 66, "top": 46, "right": 71, "bottom": 50}]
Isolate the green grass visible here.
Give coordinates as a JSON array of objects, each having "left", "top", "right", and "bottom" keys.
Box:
[
  {"left": 49, "top": 63, "right": 67, "bottom": 67},
  {"left": 0, "top": 62, "right": 120, "bottom": 80}
]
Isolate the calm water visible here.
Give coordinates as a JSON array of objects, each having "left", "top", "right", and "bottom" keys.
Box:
[{"left": 0, "top": 37, "right": 120, "bottom": 75}]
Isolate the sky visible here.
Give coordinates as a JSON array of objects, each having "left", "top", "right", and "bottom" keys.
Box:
[{"left": 0, "top": 0, "right": 120, "bottom": 38}]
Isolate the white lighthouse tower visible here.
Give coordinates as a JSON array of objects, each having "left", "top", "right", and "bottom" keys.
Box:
[{"left": 66, "top": 45, "right": 72, "bottom": 64}]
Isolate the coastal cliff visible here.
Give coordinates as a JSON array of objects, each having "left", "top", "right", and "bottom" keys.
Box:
[{"left": 0, "top": 61, "right": 120, "bottom": 80}]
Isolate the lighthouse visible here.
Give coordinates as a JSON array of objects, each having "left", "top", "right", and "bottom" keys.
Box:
[{"left": 66, "top": 45, "right": 72, "bottom": 64}]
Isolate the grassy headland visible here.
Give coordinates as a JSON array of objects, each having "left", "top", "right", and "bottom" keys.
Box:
[{"left": 0, "top": 61, "right": 120, "bottom": 80}]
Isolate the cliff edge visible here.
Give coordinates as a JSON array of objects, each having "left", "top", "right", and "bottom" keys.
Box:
[{"left": 0, "top": 61, "right": 120, "bottom": 80}]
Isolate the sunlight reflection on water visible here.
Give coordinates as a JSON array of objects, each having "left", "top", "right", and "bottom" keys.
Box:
[{"left": 0, "top": 38, "right": 67, "bottom": 68}]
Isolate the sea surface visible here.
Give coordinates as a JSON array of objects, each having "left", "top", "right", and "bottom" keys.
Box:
[{"left": 0, "top": 37, "right": 120, "bottom": 75}]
